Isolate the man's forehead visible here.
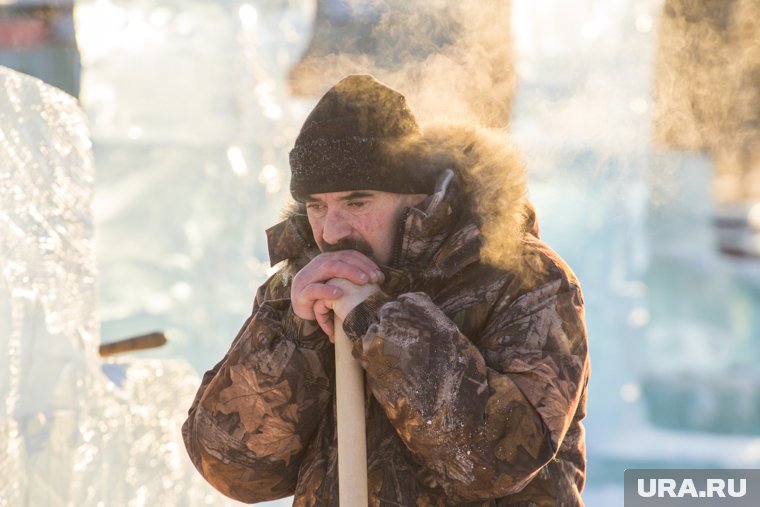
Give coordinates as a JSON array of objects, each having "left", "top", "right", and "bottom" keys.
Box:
[{"left": 304, "top": 190, "right": 381, "bottom": 202}]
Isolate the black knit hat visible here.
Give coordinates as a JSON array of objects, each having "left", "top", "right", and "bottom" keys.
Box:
[{"left": 289, "top": 74, "right": 438, "bottom": 201}]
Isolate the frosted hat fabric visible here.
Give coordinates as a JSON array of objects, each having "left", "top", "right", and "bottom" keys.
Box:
[{"left": 289, "top": 74, "right": 438, "bottom": 201}]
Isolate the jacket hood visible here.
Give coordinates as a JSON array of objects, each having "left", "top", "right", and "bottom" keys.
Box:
[
  {"left": 420, "top": 122, "right": 531, "bottom": 268},
  {"left": 266, "top": 122, "right": 532, "bottom": 275}
]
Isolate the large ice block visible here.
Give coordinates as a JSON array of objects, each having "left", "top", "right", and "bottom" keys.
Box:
[
  {"left": 1, "top": 64, "right": 99, "bottom": 506},
  {"left": 75, "top": 0, "right": 315, "bottom": 145},
  {"left": 0, "top": 66, "right": 247, "bottom": 506},
  {"left": 509, "top": 3, "right": 760, "bottom": 505},
  {"left": 72, "top": 2, "right": 313, "bottom": 505},
  {"left": 74, "top": 1, "right": 316, "bottom": 385}
]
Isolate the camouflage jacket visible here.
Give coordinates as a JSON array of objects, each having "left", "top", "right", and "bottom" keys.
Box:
[{"left": 183, "top": 125, "right": 590, "bottom": 506}]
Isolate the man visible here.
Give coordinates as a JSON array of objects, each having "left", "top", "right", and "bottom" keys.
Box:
[{"left": 183, "top": 74, "right": 590, "bottom": 506}]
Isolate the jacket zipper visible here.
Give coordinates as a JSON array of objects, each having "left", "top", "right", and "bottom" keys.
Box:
[{"left": 391, "top": 207, "right": 411, "bottom": 268}]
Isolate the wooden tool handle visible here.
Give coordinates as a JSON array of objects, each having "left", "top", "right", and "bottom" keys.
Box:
[
  {"left": 334, "top": 316, "right": 368, "bottom": 505},
  {"left": 98, "top": 331, "right": 167, "bottom": 357}
]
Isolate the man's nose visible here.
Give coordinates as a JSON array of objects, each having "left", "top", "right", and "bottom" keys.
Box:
[{"left": 321, "top": 209, "right": 352, "bottom": 245}]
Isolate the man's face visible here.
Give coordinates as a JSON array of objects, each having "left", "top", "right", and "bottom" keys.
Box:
[{"left": 305, "top": 190, "right": 428, "bottom": 266}]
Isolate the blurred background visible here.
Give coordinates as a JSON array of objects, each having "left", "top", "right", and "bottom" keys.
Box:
[{"left": 2, "top": 0, "right": 760, "bottom": 505}]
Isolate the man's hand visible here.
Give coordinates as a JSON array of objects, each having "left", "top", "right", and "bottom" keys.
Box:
[
  {"left": 291, "top": 250, "right": 384, "bottom": 326},
  {"left": 313, "top": 278, "right": 381, "bottom": 342}
]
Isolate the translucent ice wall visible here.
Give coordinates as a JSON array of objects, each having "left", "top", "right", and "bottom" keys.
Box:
[
  {"left": 73, "top": 1, "right": 315, "bottom": 505},
  {"left": 0, "top": 66, "right": 246, "bottom": 506},
  {"left": 1, "top": 64, "right": 99, "bottom": 506},
  {"left": 511, "top": 0, "right": 658, "bottom": 443},
  {"left": 74, "top": 0, "right": 316, "bottom": 378},
  {"left": 511, "top": 1, "right": 760, "bottom": 504}
]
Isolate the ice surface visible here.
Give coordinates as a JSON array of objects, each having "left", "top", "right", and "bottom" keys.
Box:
[
  {"left": 1, "top": 64, "right": 98, "bottom": 506},
  {"left": 72, "top": 1, "right": 315, "bottom": 504},
  {"left": 0, "top": 66, "right": 247, "bottom": 506},
  {"left": 510, "top": 1, "right": 760, "bottom": 504},
  {"left": 75, "top": 0, "right": 316, "bottom": 145},
  {"left": 74, "top": 1, "right": 317, "bottom": 389},
  {"left": 510, "top": 0, "right": 661, "bottom": 446}
]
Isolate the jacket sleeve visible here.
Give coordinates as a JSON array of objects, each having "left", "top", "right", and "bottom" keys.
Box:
[
  {"left": 342, "top": 272, "right": 589, "bottom": 501},
  {"left": 182, "top": 271, "right": 334, "bottom": 503}
]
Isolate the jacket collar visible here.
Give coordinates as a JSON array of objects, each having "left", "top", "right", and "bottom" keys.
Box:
[
  {"left": 265, "top": 212, "right": 317, "bottom": 267},
  {"left": 391, "top": 169, "right": 482, "bottom": 283}
]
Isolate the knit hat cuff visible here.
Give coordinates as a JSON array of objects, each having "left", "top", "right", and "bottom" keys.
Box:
[{"left": 289, "top": 135, "right": 435, "bottom": 200}]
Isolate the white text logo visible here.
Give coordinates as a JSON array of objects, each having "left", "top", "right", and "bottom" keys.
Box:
[{"left": 637, "top": 478, "right": 747, "bottom": 499}]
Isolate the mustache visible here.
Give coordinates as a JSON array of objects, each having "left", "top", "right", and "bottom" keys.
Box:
[{"left": 319, "top": 237, "right": 375, "bottom": 258}]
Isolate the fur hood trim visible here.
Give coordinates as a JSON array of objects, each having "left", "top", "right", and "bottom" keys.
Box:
[{"left": 422, "top": 122, "right": 530, "bottom": 266}]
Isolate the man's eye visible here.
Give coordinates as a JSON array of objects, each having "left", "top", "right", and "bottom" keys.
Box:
[
  {"left": 348, "top": 201, "right": 367, "bottom": 208},
  {"left": 306, "top": 203, "right": 325, "bottom": 213}
]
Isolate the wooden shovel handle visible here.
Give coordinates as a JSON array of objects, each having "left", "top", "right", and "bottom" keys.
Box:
[{"left": 334, "top": 316, "right": 368, "bottom": 505}]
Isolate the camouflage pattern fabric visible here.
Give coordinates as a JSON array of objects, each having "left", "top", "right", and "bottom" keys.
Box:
[{"left": 183, "top": 124, "right": 590, "bottom": 506}]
